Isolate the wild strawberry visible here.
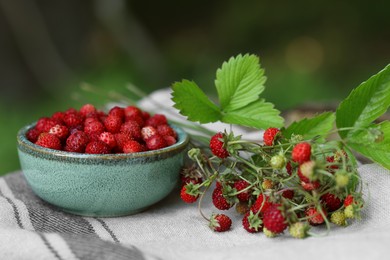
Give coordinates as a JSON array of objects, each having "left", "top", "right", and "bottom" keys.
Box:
[
  {"left": 79, "top": 104, "right": 96, "bottom": 117},
  {"left": 212, "top": 187, "right": 233, "bottom": 210},
  {"left": 126, "top": 114, "right": 145, "bottom": 127},
  {"left": 262, "top": 179, "right": 274, "bottom": 190},
  {"left": 157, "top": 124, "right": 177, "bottom": 139},
  {"left": 84, "top": 120, "right": 105, "bottom": 136},
  {"left": 242, "top": 211, "right": 262, "bottom": 233},
  {"left": 142, "top": 111, "right": 150, "bottom": 120},
  {"left": 210, "top": 132, "right": 229, "bottom": 158},
  {"left": 104, "top": 115, "right": 122, "bottom": 133},
  {"left": 263, "top": 127, "right": 280, "bottom": 146},
  {"left": 209, "top": 214, "right": 232, "bottom": 232},
  {"left": 263, "top": 204, "right": 288, "bottom": 233},
  {"left": 49, "top": 124, "right": 69, "bottom": 140},
  {"left": 99, "top": 132, "right": 117, "bottom": 149},
  {"left": 180, "top": 166, "right": 203, "bottom": 186},
  {"left": 289, "top": 222, "right": 310, "bottom": 239},
  {"left": 270, "top": 154, "right": 286, "bottom": 170},
  {"left": 321, "top": 193, "right": 342, "bottom": 212},
  {"left": 301, "top": 180, "right": 320, "bottom": 191},
  {"left": 306, "top": 206, "right": 327, "bottom": 225},
  {"left": 141, "top": 126, "right": 158, "bottom": 141},
  {"left": 335, "top": 170, "right": 350, "bottom": 188},
  {"left": 145, "top": 114, "right": 168, "bottom": 127},
  {"left": 330, "top": 211, "right": 347, "bottom": 226},
  {"left": 263, "top": 227, "right": 277, "bottom": 238},
  {"left": 282, "top": 189, "right": 294, "bottom": 200},
  {"left": 108, "top": 106, "right": 125, "bottom": 120},
  {"left": 145, "top": 134, "right": 167, "bottom": 150},
  {"left": 235, "top": 201, "right": 250, "bottom": 214},
  {"left": 26, "top": 128, "right": 42, "bottom": 143},
  {"left": 326, "top": 156, "right": 339, "bottom": 173},
  {"left": 65, "top": 130, "right": 89, "bottom": 153},
  {"left": 180, "top": 186, "right": 198, "bottom": 203},
  {"left": 163, "top": 135, "right": 177, "bottom": 146},
  {"left": 299, "top": 160, "right": 317, "bottom": 181},
  {"left": 251, "top": 193, "right": 272, "bottom": 214},
  {"left": 233, "top": 180, "right": 251, "bottom": 202},
  {"left": 123, "top": 140, "right": 145, "bottom": 153},
  {"left": 114, "top": 133, "right": 133, "bottom": 152},
  {"left": 51, "top": 111, "right": 65, "bottom": 123},
  {"left": 35, "top": 117, "right": 59, "bottom": 132},
  {"left": 292, "top": 142, "right": 311, "bottom": 164},
  {"left": 120, "top": 121, "right": 142, "bottom": 141},
  {"left": 63, "top": 113, "right": 83, "bottom": 128},
  {"left": 286, "top": 161, "right": 293, "bottom": 175},
  {"left": 36, "top": 133, "right": 62, "bottom": 150},
  {"left": 344, "top": 194, "right": 355, "bottom": 207},
  {"left": 124, "top": 106, "right": 143, "bottom": 119},
  {"left": 85, "top": 141, "right": 111, "bottom": 154}
]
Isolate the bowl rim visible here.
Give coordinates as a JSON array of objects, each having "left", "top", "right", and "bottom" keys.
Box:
[{"left": 17, "top": 122, "right": 190, "bottom": 160}]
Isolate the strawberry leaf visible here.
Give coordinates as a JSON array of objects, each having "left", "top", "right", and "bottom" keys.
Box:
[
  {"left": 171, "top": 80, "right": 221, "bottom": 123},
  {"left": 282, "top": 112, "right": 335, "bottom": 141},
  {"left": 336, "top": 64, "right": 390, "bottom": 139},
  {"left": 221, "top": 99, "right": 283, "bottom": 129},
  {"left": 215, "top": 54, "right": 266, "bottom": 112},
  {"left": 346, "top": 121, "right": 390, "bottom": 169}
]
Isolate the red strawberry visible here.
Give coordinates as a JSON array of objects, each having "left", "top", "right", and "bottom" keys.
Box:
[
  {"left": 301, "top": 181, "right": 320, "bottom": 191},
  {"left": 104, "top": 115, "right": 122, "bottom": 134},
  {"left": 209, "top": 214, "right": 232, "bottom": 232},
  {"left": 26, "top": 128, "right": 42, "bottom": 143},
  {"left": 233, "top": 180, "right": 251, "bottom": 202},
  {"left": 108, "top": 106, "right": 125, "bottom": 120},
  {"left": 99, "top": 132, "right": 117, "bottom": 149},
  {"left": 251, "top": 193, "right": 272, "bottom": 214},
  {"left": 124, "top": 106, "right": 143, "bottom": 119},
  {"left": 180, "top": 186, "right": 198, "bottom": 203},
  {"left": 35, "top": 117, "right": 59, "bottom": 132},
  {"left": 35, "top": 133, "right": 62, "bottom": 150},
  {"left": 49, "top": 124, "right": 69, "bottom": 140},
  {"left": 344, "top": 194, "right": 355, "bottom": 207},
  {"left": 321, "top": 193, "right": 342, "bottom": 212},
  {"left": 114, "top": 133, "right": 133, "bottom": 152},
  {"left": 85, "top": 141, "right": 111, "bottom": 154},
  {"left": 263, "top": 204, "right": 288, "bottom": 233},
  {"left": 65, "top": 130, "right": 89, "bottom": 153},
  {"left": 263, "top": 127, "right": 280, "bottom": 146},
  {"left": 157, "top": 124, "right": 177, "bottom": 139},
  {"left": 210, "top": 132, "right": 229, "bottom": 158},
  {"left": 292, "top": 142, "right": 311, "bottom": 164},
  {"left": 123, "top": 140, "right": 145, "bottom": 153},
  {"left": 142, "top": 111, "right": 150, "bottom": 120},
  {"left": 84, "top": 120, "right": 105, "bottom": 136},
  {"left": 141, "top": 126, "right": 157, "bottom": 141},
  {"left": 126, "top": 114, "right": 145, "bottom": 127},
  {"left": 145, "top": 134, "right": 167, "bottom": 150},
  {"left": 163, "top": 135, "right": 177, "bottom": 146},
  {"left": 242, "top": 211, "right": 262, "bottom": 233},
  {"left": 51, "top": 111, "right": 65, "bottom": 123},
  {"left": 306, "top": 206, "right": 327, "bottom": 225},
  {"left": 212, "top": 187, "right": 233, "bottom": 210},
  {"left": 326, "top": 156, "right": 339, "bottom": 173},
  {"left": 63, "top": 113, "right": 83, "bottom": 128},
  {"left": 282, "top": 189, "right": 294, "bottom": 200},
  {"left": 120, "top": 121, "right": 142, "bottom": 141},
  {"left": 145, "top": 114, "right": 167, "bottom": 127},
  {"left": 79, "top": 104, "right": 96, "bottom": 117},
  {"left": 286, "top": 161, "right": 293, "bottom": 175}
]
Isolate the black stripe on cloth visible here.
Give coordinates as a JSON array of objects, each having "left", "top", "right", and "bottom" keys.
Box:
[
  {"left": 61, "top": 233, "right": 147, "bottom": 260},
  {"left": 0, "top": 191, "right": 24, "bottom": 229},
  {"left": 38, "top": 233, "right": 63, "bottom": 260},
  {"left": 95, "top": 218, "right": 119, "bottom": 243},
  {"left": 3, "top": 172, "right": 97, "bottom": 236}
]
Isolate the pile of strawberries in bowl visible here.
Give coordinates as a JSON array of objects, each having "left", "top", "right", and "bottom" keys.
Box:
[{"left": 25, "top": 104, "right": 178, "bottom": 154}]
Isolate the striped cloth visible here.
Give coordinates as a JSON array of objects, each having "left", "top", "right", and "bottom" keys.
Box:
[{"left": 1, "top": 164, "right": 390, "bottom": 260}]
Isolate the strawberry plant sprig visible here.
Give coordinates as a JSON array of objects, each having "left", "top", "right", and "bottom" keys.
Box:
[{"left": 172, "top": 53, "right": 389, "bottom": 238}]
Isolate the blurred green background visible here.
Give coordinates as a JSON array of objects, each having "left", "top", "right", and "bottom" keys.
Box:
[{"left": 1, "top": 0, "right": 390, "bottom": 175}]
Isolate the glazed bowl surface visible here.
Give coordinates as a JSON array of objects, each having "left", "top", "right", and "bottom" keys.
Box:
[{"left": 17, "top": 123, "right": 189, "bottom": 217}]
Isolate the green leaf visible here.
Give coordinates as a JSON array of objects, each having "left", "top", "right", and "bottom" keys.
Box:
[
  {"left": 282, "top": 112, "right": 335, "bottom": 141},
  {"left": 215, "top": 54, "right": 266, "bottom": 112},
  {"left": 221, "top": 99, "right": 284, "bottom": 129},
  {"left": 336, "top": 64, "right": 390, "bottom": 139},
  {"left": 346, "top": 121, "right": 390, "bottom": 170},
  {"left": 171, "top": 80, "right": 221, "bottom": 123}
]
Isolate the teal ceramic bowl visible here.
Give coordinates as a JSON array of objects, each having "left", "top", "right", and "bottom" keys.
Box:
[{"left": 17, "top": 123, "right": 189, "bottom": 217}]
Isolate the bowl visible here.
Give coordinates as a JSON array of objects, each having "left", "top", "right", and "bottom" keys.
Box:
[{"left": 17, "top": 123, "right": 189, "bottom": 217}]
